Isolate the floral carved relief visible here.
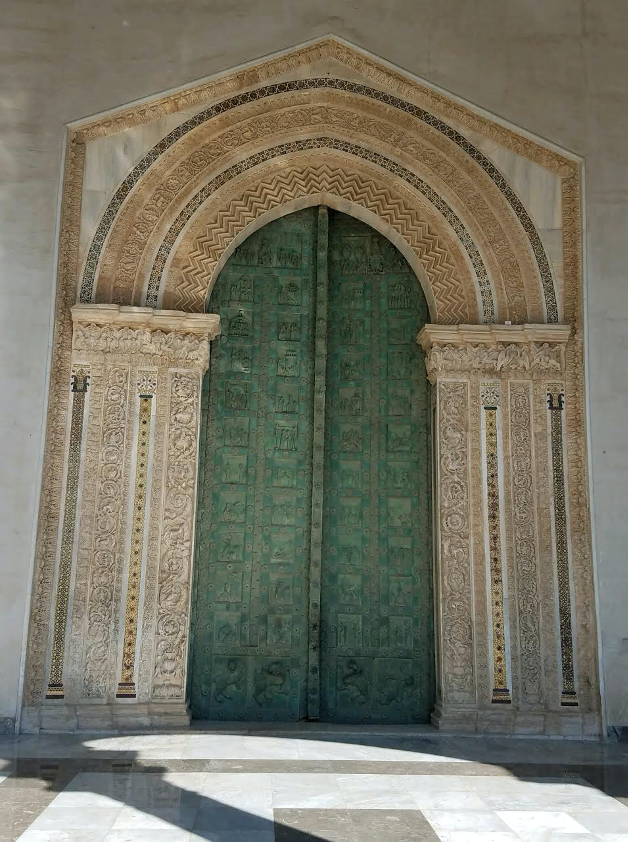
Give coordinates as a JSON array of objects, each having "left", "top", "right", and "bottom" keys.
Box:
[
  {"left": 425, "top": 343, "right": 565, "bottom": 380},
  {"left": 509, "top": 382, "right": 544, "bottom": 707},
  {"left": 151, "top": 371, "right": 201, "bottom": 700},
  {"left": 438, "top": 381, "right": 475, "bottom": 705},
  {"left": 82, "top": 367, "right": 130, "bottom": 698},
  {"left": 73, "top": 324, "right": 210, "bottom": 368}
]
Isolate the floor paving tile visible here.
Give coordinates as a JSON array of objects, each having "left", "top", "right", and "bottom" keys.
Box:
[{"left": 1, "top": 730, "right": 627, "bottom": 841}]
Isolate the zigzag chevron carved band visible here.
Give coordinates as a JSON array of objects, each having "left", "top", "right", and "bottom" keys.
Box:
[
  {"left": 149, "top": 139, "right": 494, "bottom": 322},
  {"left": 79, "top": 77, "right": 557, "bottom": 321},
  {"left": 179, "top": 164, "right": 470, "bottom": 323}
]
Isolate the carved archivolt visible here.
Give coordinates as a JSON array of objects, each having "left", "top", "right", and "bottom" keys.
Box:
[
  {"left": 169, "top": 159, "right": 476, "bottom": 322},
  {"left": 86, "top": 89, "right": 547, "bottom": 324}
]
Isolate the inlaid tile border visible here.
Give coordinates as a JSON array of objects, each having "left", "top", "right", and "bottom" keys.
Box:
[
  {"left": 116, "top": 373, "right": 157, "bottom": 698},
  {"left": 78, "top": 78, "right": 556, "bottom": 322},
  {"left": 481, "top": 382, "right": 511, "bottom": 705},
  {"left": 46, "top": 367, "right": 90, "bottom": 700},
  {"left": 548, "top": 383, "right": 578, "bottom": 707}
]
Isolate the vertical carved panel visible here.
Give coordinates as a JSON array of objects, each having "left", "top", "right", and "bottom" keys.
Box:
[
  {"left": 152, "top": 370, "right": 201, "bottom": 700},
  {"left": 508, "top": 381, "right": 543, "bottom": 706},
  {"left": 438, "top": 380, "right": 475, "bottom": 705},
  {"left": 82, "top": 367, "right": 130, "bottom": 698},
  {"left": 46, "top": 366, "right": 90, "bottom": 699}
]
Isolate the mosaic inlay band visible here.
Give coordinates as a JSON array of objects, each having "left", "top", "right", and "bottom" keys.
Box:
[
  {"left": 548, "top": 383, "right": 578, "bottom": 707},
  {"left": 79, "top": 78, "right": 557, "bottom": 321},
  {"left": 146, "top": 137, "right": 494, "bottom": 321},
  {"left": 481, "top": 382, "right": 511, "bottom": 704},
  {"left": 46, "top": 367, "right": 90, "bottom": 699},
  {"left": 306, "top": 207, "right": 328, "bottom": 720},
  {"left": 116, "top": 374, "right": 156, "bottom": 698}
]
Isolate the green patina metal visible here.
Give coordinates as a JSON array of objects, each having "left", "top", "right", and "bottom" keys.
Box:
[
  {"left": 321, "top": 212, "right": 433, "bottom": 723},
  {"left": 190, "top": 208, "right": 433, "bottom": 722}
]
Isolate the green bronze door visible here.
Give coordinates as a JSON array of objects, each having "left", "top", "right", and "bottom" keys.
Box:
[
  {"left": 190, "top": 208, "right": 433, "bottom": 722},
  {"left": 320, "top": 213, "right": 433, "bottom": 723}
]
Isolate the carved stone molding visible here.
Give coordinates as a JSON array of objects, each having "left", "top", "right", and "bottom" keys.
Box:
[
  {"left": 71, "top": 304, "right": 221, "bottom": 336},
  {"left": 418, "top": 324, "right": 571, "bottom": 381},
  {"left": 71, "top": 305, "right": 221, "bottom": 369}
]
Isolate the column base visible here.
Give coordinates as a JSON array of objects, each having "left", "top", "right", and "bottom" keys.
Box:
[
  {"left": 431, "top": 702, "right": 603, "bottom": 737},
  {"left": 22, "top": 701, "right": 191, "bottom": 733}
]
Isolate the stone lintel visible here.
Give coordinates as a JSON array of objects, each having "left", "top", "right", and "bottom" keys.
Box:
[
  {"left": 417, "top": 323, "right": 571, "bottom": 351},
  {"left": 71, "top": 304, "right": 221, "bottom": 339}
]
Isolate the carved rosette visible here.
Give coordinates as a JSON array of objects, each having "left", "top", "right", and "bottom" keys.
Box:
[
  {"left": 39, "top": 305, "right": 220, "bottom": 724},
  {"left": 418, "top": 323, "right": 594, "bottom": 734}
]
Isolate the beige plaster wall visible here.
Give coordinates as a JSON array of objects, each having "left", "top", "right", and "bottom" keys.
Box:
[{"left": 2, "top": 0, "right": 626, "bottom": 733}]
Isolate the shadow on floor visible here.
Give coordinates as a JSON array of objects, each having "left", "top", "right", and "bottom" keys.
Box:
[{"left": 1, "top": 727, "right": 628, "bottom": 841}]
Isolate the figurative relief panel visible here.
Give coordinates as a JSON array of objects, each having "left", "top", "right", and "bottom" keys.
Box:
[
  {"left": 274, "top": 384, "right": 299, "bottom": 414},
  {"left": 218, "top": 531, "right": 245, "bottom": 562},
  {"left": 224, "top": 418, "right": 249, "bottom": 447}
]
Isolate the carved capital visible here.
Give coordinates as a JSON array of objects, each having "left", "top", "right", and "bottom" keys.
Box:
[
  {"left": 71, "top": 305, "right": 221, "bottom": 370},
  {"left": 417, "top": 324, "right": 570, "bottom": 382}
]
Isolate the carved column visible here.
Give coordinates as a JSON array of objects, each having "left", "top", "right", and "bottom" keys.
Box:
[
  {"left": 419, "top": 324, "right": 600, "bottom": 736},
  {"left": 31, "top": 305, "right": 220, "bottom": 732}
]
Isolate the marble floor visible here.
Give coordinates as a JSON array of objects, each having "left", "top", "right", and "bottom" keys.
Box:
[{"left": 1, "top": 726, "right": 628, "bottom": 841}]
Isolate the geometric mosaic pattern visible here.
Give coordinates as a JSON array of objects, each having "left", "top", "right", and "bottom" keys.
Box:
[
  {"left": 481, "top": 382, "right": 511, "bottom": 705},
  {"left": 46, "top": 367, "right": 89, "bottom": 700},
  {"left": 116, "top": 374, "right": 156, "bottom": 698},
  {"left": 548, "top": 383, "right": 578, "bottom": 707}
]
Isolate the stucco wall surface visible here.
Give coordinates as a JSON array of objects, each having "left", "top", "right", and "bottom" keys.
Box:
[{"left": 1, "top": 0, "right": 626, "bottom": 732}]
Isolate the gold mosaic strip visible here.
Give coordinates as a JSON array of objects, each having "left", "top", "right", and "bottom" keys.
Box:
[
  {"left": 116, "top": 373, "right": 156, "bottom": 698},
  {"left": 548, "top": 384, "right": 578, "bottom": 706},
  {"left": 482, "top": 383, "right": 511, "bottom": 705},
  {"left": 46, "top": 367, "right": 90, "bottom": 699}
]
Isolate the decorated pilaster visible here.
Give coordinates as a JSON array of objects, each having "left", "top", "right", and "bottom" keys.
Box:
[
  {"left": 38, "top": 305, "right": 219, "bottom": 731},
  {"left": 418, "top": 324, "right": 593, "bottom": 735}
]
